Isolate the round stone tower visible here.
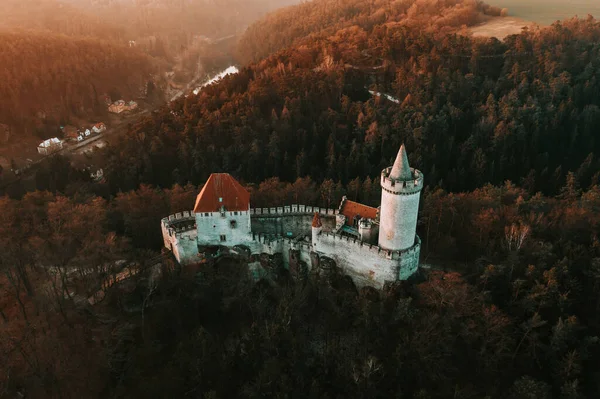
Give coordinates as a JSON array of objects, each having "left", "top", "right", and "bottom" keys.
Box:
[{"left": 378, "top": 144, "right": 424, "bottom": 251}]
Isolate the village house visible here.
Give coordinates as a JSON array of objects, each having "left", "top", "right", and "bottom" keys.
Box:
[
  {"left": 38, "top": 138, "right": 63, "bottom": 155},
  {"left": 108, "top": 100, "right": 138, "bottom": 114},
  {"left": 92, "top": 122, "right": 107, "bottom": 134}
]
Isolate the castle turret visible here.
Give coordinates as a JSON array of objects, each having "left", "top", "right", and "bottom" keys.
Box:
[
  {"left": 311, "top": 212, "right": 322, "bottom": 248},
  {"left": 358, "top": 217, "right": 377, "bottom": 244},
  {"left": 378, "top": 145, "right": 423, "bottom": 251}
]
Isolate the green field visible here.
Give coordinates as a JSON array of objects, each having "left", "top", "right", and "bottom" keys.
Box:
[{"left": 494, "top": 0, "right": 600, "bottom": 24}]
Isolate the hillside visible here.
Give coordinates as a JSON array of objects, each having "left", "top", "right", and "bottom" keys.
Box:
[
  {"left": 103, "top": 13, "right": 600, "bottom": 198},
  {"left": 2, "top": 1, "right": 600, "bottom": 398},
  {"left": 0, "top": 32, "right": 156, "bottom": 135},
  {"left": 237, "top": 0, "right": 508, "bottom": 64},
  {"left": 0, "top": 0, "right": 304, "bottom": 141},
  {"left": 0, "top": 0, "right": 126, "bottom": 39}
]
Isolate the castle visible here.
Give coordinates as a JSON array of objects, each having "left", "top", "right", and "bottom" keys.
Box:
[{"left": 161, "top": 145, "right": 423, "bottom": 288}]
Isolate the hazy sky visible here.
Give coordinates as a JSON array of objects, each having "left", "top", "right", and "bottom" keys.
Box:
[{"left": 493, "top": 0, "right": 600, "bottom": 24}]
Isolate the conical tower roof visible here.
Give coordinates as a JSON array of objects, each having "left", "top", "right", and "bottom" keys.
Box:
[{"left": 388, "top": 144, "right": 413, "bottom": 181}]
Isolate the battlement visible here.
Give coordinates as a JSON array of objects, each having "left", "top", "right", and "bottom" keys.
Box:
[
  {"left": 250, "top": 204, "right": 339, "bottom": 217},
  {"left": 319, "top": 231, "right": 421, "bottom": 260},
  {"left": 380, "top": 167, "right": 424, "bottom": 195},
  {"left": 251, "top": 232, "right": 312, "bottom": 252},
  {"left": 162, "top": 210, "right": 196, "bottom": 237}
]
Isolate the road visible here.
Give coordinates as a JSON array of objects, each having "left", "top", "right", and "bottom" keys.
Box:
[
  {"left": 70, "top": 109, "right": 150, "bottom": 154},
  {"left": 0, "top": 109, "right": 150, "bottom": 191}
]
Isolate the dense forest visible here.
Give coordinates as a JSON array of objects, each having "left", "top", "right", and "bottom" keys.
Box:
[
  {"left": 0, "top": 32, "right": 156, "bottom": 135},
  {"left": 3, "top": 0, "right": 600, "bottom": 397},
  {"left": 2, "top": 177, "right": 600, "bottom": 398},
  {"left": 237, "top": 0, "right": 508, "bottom": 63},
  {"left": 0, "top": 0, "right": 301, "bottom": 138},
  {"left": 103, "top": 16, "right": 600, "bottom": 196},
  {"left": 0, "top": 0, "right": 126, "bottom": 39}
]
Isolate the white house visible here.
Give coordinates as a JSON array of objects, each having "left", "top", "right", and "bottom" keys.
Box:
[
  {"left": 37, "top": 138, "right": 63, "bottom": 155},
  {"left": 92, "top": 123, "right": 107, "bottom": 134}
]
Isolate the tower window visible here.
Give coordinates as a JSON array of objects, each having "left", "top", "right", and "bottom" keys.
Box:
[
  {"left": 205, "top": 212, "right": 209, "bottom": 216},
  {"left": 220, "top": 235, "right": 226, "bottom": 242},
  {"left": 230, "top": 220, "right": 237, "bottom": 228},
  {"left": 234, "top": 211, "right": 238, "bottom": 215}
]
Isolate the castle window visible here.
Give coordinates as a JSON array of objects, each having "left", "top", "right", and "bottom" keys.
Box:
[
  {"left": 230, "top": 220, "right": 237, "bottom": 228},
  {"left": 234, "top": 211, "right": 238, "bottom": 216},
  {"left": 220, "top": 235, "right": 226, "bottom": 242},
  {"left": 205, "top": 213, "right": 209, "bottom": 217}
]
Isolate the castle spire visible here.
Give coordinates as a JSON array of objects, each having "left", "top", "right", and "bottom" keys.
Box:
[{"left": 388, "top": 144, "right": 413, "bottom": 181}]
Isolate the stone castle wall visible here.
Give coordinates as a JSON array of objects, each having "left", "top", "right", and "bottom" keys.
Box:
[
  {"left": 161, "top": 205, "right": 421, "bottom": 285},
  {"left": 251, "top": 233, "right": 313, "bottom": 269},
  {"left": 161, "top": 211, "right": 198, "bottom": 264},
  {"left": 195, "top": 209, "right": 252, "bottom": 247},
  {"left": 314, "top": 232, "right": 421, "bottom": 288},
  {"left": 250, "top": 205, "right": 337, "bottom": 240}
]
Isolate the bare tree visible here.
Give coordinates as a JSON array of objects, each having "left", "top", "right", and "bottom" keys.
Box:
[{"left": 504, "top": 223, "right": 530, "bottom": 252}]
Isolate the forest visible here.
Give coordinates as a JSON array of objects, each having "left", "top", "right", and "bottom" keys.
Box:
[
  {"left": 0, "top": 0, "right": 301, "bottom": 137},
  {"left": 2, "top": 0, "right": 600, "bottom": 397},
  {"left": 0, "top": 32, "right": 155, "bottom": 135},
  {"left": 237, "top": 0, "right": 508, "bottom": 63},
  {"left": 2, "top": 175, "right": 600, "bottom": 398},
  {"left": 102, "top": 16, "right": 600, "bottom": 197}
]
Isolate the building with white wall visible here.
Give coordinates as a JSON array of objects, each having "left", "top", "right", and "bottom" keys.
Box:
[
  {"left": 161, "top": 145, "right": 423, "bottom": 289},
  {"left": 37, "top": 138, "right": 63, "bottom": 155}
]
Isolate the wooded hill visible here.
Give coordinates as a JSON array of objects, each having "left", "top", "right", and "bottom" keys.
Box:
[
  {"left": 104, "top": 12, "right": 600, "bottom": 197},
  {"left": 0, "top": 0, "right": 303, "bottom": 138},
  {"left": 0, "top": 32, "right": 156, "bottom": 135},
  {"left": 0, "top": 0, "right": 126, "bottom": 39},
  {"left": 237, "top": 0, "right": 507, "bottom": 64},
  {"left": 2, "top": 1, "right": 600, "bottom": 397}
]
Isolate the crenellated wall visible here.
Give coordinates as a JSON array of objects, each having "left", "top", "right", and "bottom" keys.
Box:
[
  {"left": 249, "top": 205, "right": 339, "bottom": 216},
  {"left": 250, "top": 205, "right": 337, "bottom": 238},
  {"left": 161, "top": 211, "right": 199, "bottom": 264},
  {"left": 313, "top": 232, "right": 421, "bottom": 288},
  {"left": 160, "top": 205, "right": 421, "bottom": 286}
]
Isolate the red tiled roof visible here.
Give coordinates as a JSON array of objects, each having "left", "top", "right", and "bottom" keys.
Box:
[
  {"left": 340, "top": 200, "right": 378, "bottom": 226},
  {"left": 194, "top": 173, "right": 250, "bottom": 213}
]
